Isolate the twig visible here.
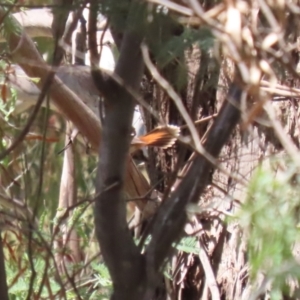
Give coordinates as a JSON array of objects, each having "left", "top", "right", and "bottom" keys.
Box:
[
  {"left": 0, "top": 72, "right": 54, "bottom": 161},
  {"left": 0, "top": 229, "right": 9, "bottom": 300},
  {"left": 180, "top": 114, "right": 217, "bottom": 129},
  {"left": 198, "top": 240, "right": 221, "bottom": 300},
  {"left": 264, "top": 101, "right": 300, "bottom": 166},
  {"left": 88, "top": 1, "right": 100, "bottom": 67},
  {"left": 98, "top": 18, "right": 110, "bottom": 67},
  {"left": 260, "top": 80, "right": 300, "bottom": 97}
]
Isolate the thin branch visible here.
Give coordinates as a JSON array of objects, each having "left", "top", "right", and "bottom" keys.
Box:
[
  {"left": 0, "top": 86, "right": 46, "bottom": 160},
  {"left": 88, "top": 1, "right": 100, "bottom": 66},
  {"left": 180, "top": 114, "right": 217, "bottom": 129},
  {"left": 264, "top": 101, "right": 300, "bottom": 166},
  {"left": 198, "top": 240, "right": 221, "bottom": 300},
  {"left": 0, "top": 231, "right": 9, "bottom": 300}
]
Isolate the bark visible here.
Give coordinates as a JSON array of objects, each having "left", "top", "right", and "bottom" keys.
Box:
[{"left": 92, "top": 22, "right": 146, "bottom": 300}]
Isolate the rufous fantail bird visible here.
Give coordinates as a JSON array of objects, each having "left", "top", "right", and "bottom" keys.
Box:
[{"left": 130, "top": 125, "right": 180, "bottom": 153}]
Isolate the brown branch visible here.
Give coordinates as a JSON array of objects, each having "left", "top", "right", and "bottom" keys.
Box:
[
  {"left": 88, "top": 1, "right": 100, "bottom": 66},
  {"left": 145, "top": 84, "right": 242, "bottom": 293},
  {"left": 0, "top": 7, "right": 101, "bottom": 150},
  {"left": 0, "top": 231, "right": 9, "bottom": 300},
  {"left": 92, "top": 6, "right": 146, "bottom": 300},
  {"left": 198, "top": 240, "right": 221, "bottom": 300},
  {"left": 1, "top": 8, "right": 152, "bottom": 214},
  {"left": 51, "top": 0, "right": 73, "bottom": 63},
  {"left": 55, "top": 122, "right": 81, "bottom": 274}
]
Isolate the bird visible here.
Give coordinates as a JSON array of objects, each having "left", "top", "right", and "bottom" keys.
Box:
[{"left": 130, "top": 125, "right": 180, "bottom": 153}]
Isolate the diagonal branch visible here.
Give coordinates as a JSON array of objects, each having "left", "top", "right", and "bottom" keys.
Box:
[
  {"left": 0, "top": 6, "right": 101, "bottom": 148},
  {"left": 145, "top": 84, "right": 242, "bottom": 279},
  {"left": 0, "top": 231, "right": 9, "bottom": 300},
  {"left": 1, "top": 6, "right": 154, "bottom": 217}
]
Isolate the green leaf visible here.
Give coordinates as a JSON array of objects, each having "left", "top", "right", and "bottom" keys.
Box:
[{"left": 175, "top": 236, "right": 199, "bottom": 254}]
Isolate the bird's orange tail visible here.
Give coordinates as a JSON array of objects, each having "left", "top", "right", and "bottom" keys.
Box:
[{"left": 131, "top": 125, "right": 180, "bottom": 151}]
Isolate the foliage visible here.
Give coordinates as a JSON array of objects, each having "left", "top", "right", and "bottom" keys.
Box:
[
  {"left": 239, "top": 158, "right": 300, "bottom": 298},
  {"left": 2, "top": 0, "right": 300, "bottom": 298},
  {"left": 0, "top": 62, "right": 100, "bottom": 299},
  {"left": 1, "top": 202, "right": 108, "bottom": 299}
]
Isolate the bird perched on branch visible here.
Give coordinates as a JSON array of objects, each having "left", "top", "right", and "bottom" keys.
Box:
[{"left": 130, "top": 125, "right": 180, "bottom": 153}]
